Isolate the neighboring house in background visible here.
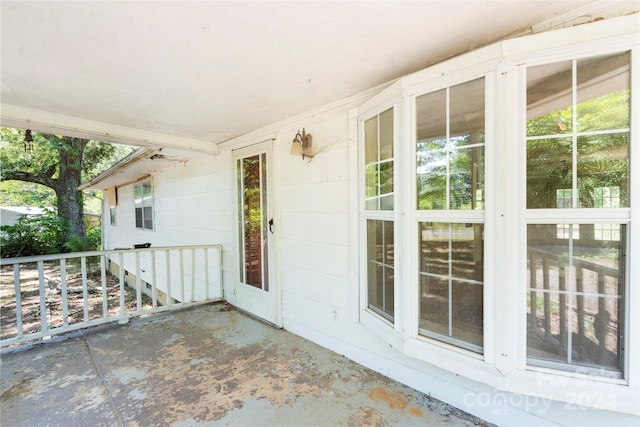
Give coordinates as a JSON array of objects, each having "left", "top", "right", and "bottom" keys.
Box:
[
  {"left": 0, "top": 206, "right": 46, "bottom": 233},
  {"left": 3, "top": 2, "right": 639, "bottom": 425}
]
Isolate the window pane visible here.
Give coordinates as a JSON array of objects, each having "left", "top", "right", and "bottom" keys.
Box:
[
  {"left": 379, "top": 161, "right": 394, "bottom": 200},
  {"left": 450, "top": 78, "right": 485, "bottom": 145},
  {"left": 419, "top": 222, "right": 449, "bottom": 276},
  {"left": 576, "top": 52, "right": 630, "bottom": 133},
  {"left": 367, "top": 220, "right": 394, "bottom": 320},
  {"left": 379, "top": 108, "right": 394, "bottom": 161},
  {"left": 419, "top": 222, "right": 484, "bottom": 352},
  {"left": 134, "top": 184, "right": 142, "bottom": 207},
  {"left": 526, "top": 61, "right": 573, "bottom": 136},
  {"left": 527, "top": 224, "right": 624, "bottom": 372},
  {"left": 450, "top": 146, "right": 484, "bottom": 210},
  {"left": 577, "top": 134, "right": 629, "bottom": 208},
  {"left": 417, "top": 149, "right": 446, "bottom": 210},
  {"left": 450, "top": 223, "right": 483, "bottom": 282},
  {"left": 364, "top": 116, "right": 378, "bottom": 164},
  {"left": 143, "top": 207, "right": 153, "bottom": 230},
  {"left": 416, "top": 89, "right": 446, "bottom": 143},
  {"left": 527, "top": 138, "right": 572, "bottom": 208},
  {"left": 452, "top": 281, "right": 483, "bottom": 347},
  {"left": 419, "top": 275, "right": 449, "bottom": 337},
  {"left": 135, "top": 207, "right": 143, "bottom": 228}
]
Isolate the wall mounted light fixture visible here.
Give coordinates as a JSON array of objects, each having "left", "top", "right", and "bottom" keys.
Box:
[
  {"left": 23, "top": 129, "right": 34, "bottom": 153},
  {"left": 290, "top": 128, "right": 313, "bottom": 160}
]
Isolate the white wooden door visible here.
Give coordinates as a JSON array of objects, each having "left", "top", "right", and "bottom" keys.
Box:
[{"left": 233, "top": 141, "right": 279, "bottom": 326}]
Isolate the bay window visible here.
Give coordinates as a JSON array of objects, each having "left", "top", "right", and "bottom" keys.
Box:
[{"left": 355, "top": 17, "right": 637, "bottom": 414}]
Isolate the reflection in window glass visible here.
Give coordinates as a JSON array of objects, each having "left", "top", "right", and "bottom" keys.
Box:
[
  {"left": 364, "top": 109, "right": 394, "bottom": 211},
  {"left": 419, "top": 222, "right": 484, "bottom": 352},
  {"left": 526, "top": 53, "right": 630, "bottom": 209},
  {"left": 416, "top": 79, "right": 485, "bottom": 211},
  {"left": 527, "top": 224, "right": 624, "bottom": 374},
  {"left": 367, "top": 220, "right": 394, "bottom": 321}
]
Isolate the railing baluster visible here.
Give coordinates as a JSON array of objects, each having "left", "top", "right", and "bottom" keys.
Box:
[
  {"left": 135, "top": 252, "right": 142, "bottom": 312},
  {"left": 81, "top": 257, "right": 89, "bottom": 322},
  {"left": 542, "top": 257, "right": 551, "bottom": 338},
  {"left": 38, "top": 261, "right": 47, "bottom": 334},
  {"left": 529, "top": 252, "right": 538, "bottom": 331},
  {"left": 119, "top": 252, "right": 125, "bottom": 315},
  {"left": 13, "top": 264, "right": 23, "bottom": 338},
  {"left": 166, "top": 250, "right": 172, "bottom": 305},
  {"left": 61, "top": 260, "right": 68, "bottom": 327},
  {"left": 151, "top": 251, "right": 157, "bottom": 308},
  {"left": 191, "top": 248, "right": 196, "bottom": 302},
  {"left": 100, "top": 256, "right": 108, "bottom": 318},
  {"left": 180, "top": 249, "right": 185, "bottom": 303},
  {"left": 204, "top": 248, "right": 210, "bottom": 300},
  {"left": 576, "top": 264, "right": 584, "bottom": 339},
  {"left": 559, "top": 266, "right": 567, "bottom": 355}
]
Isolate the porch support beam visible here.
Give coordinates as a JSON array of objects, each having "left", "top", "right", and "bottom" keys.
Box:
[{"left": 1, "top": 104, "right": 219, "bottom": 155}]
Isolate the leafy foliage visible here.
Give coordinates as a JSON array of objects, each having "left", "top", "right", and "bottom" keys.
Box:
[{"left": 0, "top": 210, "right": 69, "bottom": 257}]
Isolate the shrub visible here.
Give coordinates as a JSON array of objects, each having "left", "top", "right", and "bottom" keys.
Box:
[{"left": 0, "top": 211, "right": 68, "bottom": 257}]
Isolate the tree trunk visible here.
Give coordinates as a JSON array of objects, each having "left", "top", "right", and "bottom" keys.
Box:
[{"left": 55, "top": 137, "right": 88, "bottom": 240}]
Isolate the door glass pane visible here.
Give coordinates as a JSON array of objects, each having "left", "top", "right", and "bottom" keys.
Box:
[
  {"left": 527, "top": 224, "right": 624, "bottom": 372},
  {"left": 261, "top": 153, "right": 269, "bottom": 292},
  {"left": 241, "top": 155, "right": 264, "bottom": 289}
]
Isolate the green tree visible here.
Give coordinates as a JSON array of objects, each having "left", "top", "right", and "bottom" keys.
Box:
[{"left": 0, "top": 127, "right": 133, "bottom": 242}]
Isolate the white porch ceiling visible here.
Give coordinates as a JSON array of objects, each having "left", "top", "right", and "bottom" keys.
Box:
[{"left": 1, "top": 1, "right": 636, "bottom": 154}]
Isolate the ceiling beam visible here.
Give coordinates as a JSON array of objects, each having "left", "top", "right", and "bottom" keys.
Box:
[{"left": 0, "top": 104, "right": 219, "bottom": 155}]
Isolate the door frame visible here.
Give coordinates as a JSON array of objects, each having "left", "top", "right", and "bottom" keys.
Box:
[{"left": 232, "top": 138, "right": 281, "bottom": 327}]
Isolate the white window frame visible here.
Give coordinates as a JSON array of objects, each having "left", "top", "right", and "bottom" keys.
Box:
[
  {"left": 134, "top": 179, "right": 154, "bottom": 231},
  {"left": 350, "top": 17, "right": 639, "bottom": 414}
]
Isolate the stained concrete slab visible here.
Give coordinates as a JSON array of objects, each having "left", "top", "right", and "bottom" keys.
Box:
[{"left": 1, "top": 303, "right": 492, "bottom": 426}]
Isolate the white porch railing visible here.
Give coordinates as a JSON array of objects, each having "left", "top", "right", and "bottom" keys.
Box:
[{"left": 0, "top": 244, "right": 223, "bottom": 348}]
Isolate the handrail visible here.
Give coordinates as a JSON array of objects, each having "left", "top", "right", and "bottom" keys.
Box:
[{"left": 0, "top": 244, "right": 223, "bottom": 348}]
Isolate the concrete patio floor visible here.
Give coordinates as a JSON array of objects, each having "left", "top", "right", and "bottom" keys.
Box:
[{"left": 0, "top": 302, "right": 492, "bottom": 426}]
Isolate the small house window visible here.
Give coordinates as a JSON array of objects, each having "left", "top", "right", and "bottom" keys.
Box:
[
  {"left": 109, "top": 206, "right": 117, "bottom": 226},
  {"left": 134, "top": 180, "right": 154, "bottom": 230}
]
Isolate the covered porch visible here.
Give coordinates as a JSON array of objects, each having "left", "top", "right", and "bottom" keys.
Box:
[{"left": 1, "top": 303, "right": 487, "bottom": 426}]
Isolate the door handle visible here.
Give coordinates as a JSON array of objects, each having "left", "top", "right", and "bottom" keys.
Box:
[{"left": 268, "top": 218, "right": 274, "bottom": 234}]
